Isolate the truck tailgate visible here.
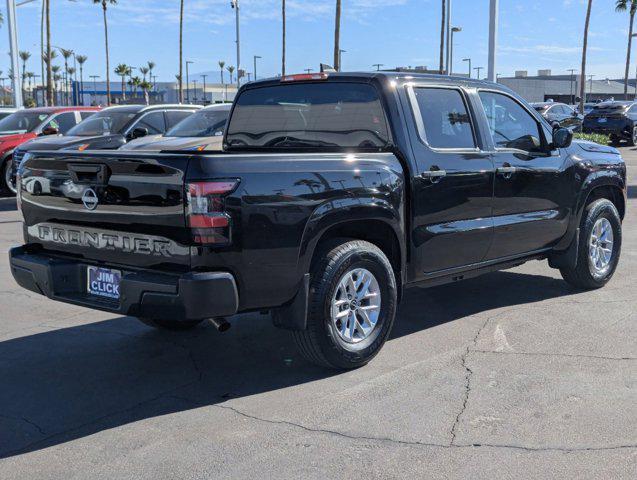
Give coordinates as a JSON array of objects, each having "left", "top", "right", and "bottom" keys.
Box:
[{"left": 19, "top": 151, "right": 193, "bottom": 271}]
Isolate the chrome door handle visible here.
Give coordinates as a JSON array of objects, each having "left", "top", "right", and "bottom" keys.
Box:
[
  {"left": 421, "top": 169, "right": 447, "bottom": 180},
  {"left": 497, "top": 165, "right": 517, "bottom": 177}
]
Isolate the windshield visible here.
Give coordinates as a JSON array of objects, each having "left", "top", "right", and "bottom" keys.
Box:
[
  {"left": 226, "top": 82, "right": 390, "bottom": 150},
  {"left": 0, "top": 111, "right": 49, "bottom": 134},
  {"left": 66, "top": 111, "right": 136, "bottom": 136},
  {"left": 166, "top": 109, "right": 229, "bottom": 137}
]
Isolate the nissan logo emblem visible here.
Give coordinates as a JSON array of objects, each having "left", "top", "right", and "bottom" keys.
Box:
[{"left": 81, "top": 188, "right": 99, "bottom": 211}]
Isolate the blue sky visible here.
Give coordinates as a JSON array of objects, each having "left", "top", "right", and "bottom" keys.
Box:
[{"left": 0, "top": 0, "right": 631, "bottom": 83}]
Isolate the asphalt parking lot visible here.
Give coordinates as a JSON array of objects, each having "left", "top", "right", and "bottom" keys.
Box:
[{"left": 0, "top": 148, "right": 635, "bottom": 479}]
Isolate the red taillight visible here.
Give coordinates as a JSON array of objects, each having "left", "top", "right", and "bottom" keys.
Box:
[
  {"left": 186, "top": 180, "right": 238, "bottom": 245},
  {"left": 281, "top": 73, "right": 328, "bottom": 82}
]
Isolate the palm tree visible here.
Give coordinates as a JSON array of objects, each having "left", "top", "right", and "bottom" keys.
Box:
[
  {"left": 19, "top": 51, "right": 31, "bottom": 103},
  {"left": 179, "top": 0, "right": 184, "bottom": 103},
  {"left": 616, "top": 1, "right": 637, "bottom": 96},
  {"left": 52, "top": 65, "right": 61, "bottom": 104},
  {"left": 227, "top": 66, "right": 235, "bottom": 84},
  {"left": 139, "top": 66, "right": 149, "bottom": 82},
  {"left": 76, "top": 55, "right": 87, "bottom": 105},
  {"left": 140, "top": 80, "right": 152, "bottom": 105},
  {"left": 282, "top": 0, "right": 286, "bottom": 76},
  {"left": 333, "top": 0, "right": 342, "bottom": 71},
  {"left": 218, "top": 60, "right": 226, "bottom": 84},
  {"left": 128, "top": 76, "right": 141, "bottom": 98},
  {"left": 93, "top": 1, "right": 117, "bottom": 105},
  {"left": 59, "top": 48, "right": 73, "bottom": 105},
  {"left": 147, "top": 60, "right": 155, "bottom": 89},
  {"left": 67, "top": 67, "right": 76, "bottom": 105},
  {"left": 579, "top": 0, "right": 594, "bottom": 114},
  {"left": 439, "top": 0, "right": 446, "bottom": 73},
  {"left": 114, "top": 63, "right": 128, "bottom": 101}
]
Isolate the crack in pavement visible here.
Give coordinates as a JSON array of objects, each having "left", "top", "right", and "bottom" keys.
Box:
[
  {"left": 471, "top": 350, "right": 637, "bottom": 361},
  {"left": 449, "top": 316, "right": 492, "bottom": 446},
  {"left": 171, "top": 396, "right": 637, "bottom": 454},
  {"left": 0, "top": 414, "right": 46, "bottom": 436}
]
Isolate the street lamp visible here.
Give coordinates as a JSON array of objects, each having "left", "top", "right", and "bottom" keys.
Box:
[
  {"left": 372, "top": 63, "right": 384, "bottom": 71},
  {"left": 253, "top": 55, "right": 261, "bottom": 81},
  {"left": 192, "top": 79, "right": 198, "bottom": 103},
  {"left": 339, "top": 49, "right": 346, "bottom": 71},
  {"left": 462, "top": 58, "right": 471, "bottom": 78},
  {"left": 304, "top": 68, "right": 313, "bottom": 73},
  {"left": 185, "top": 60, "right": 193, "bottom": 103},
  {"left": 449, "top": 26, "right": 462, "bottom": 75},
  {"left": 474, "top": 66, "right": 484, "bottom": 80},
  {"left": 201, "top": 74, "right": 208, "bottom": 104},
  {"left": 231, "top": 1, "right": 241, "bottom": 88}
]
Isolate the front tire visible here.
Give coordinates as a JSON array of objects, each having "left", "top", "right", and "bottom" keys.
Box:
[
  {"left": 138, "top": 317, "right": 203, "bottom": 331},
  {"left": 560, "top": 199, "right": 622, "bottom": 290},
  {"left": 293, "top": 239, "right": 398, "bottom": 369},
  {"left": 1, "top": 158, "right": 16, "bottom": 195}
]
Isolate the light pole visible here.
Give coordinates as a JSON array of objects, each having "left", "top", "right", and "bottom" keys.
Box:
[
  {"left": 253, "top": 55, "right": 261, "bottom": 81},
  {"left": 445, "top": 0, "right": 452, "bottom": 74},
  {"left": 339, "top": 49, "right": 346, "bottom": 70},
  {"left": 588, "top": 74, "right": 594, "bottom": 103},
  {"left": 192, "top": 79, "right": 198, "bottom": 103},
  {"left": 201, "top": 74, "right": 207, "bottom": 104},
  {"left": 487, "top": 0, "right": 499, "bottom": 82},
  {"left": 231, "top": 0, "right": 241, "bottom": 88},
  {"left": 0, "top": 77, "right": 6, "bottom": 106},
  {"left": 89, "top": 75, "right": 100, "bottom": 105},
  {"left": 462, "top": 58, "right": 471, "bottom": 78},
  {"left": 6, "top": 0, "right": 23, "bottom": 107},
  {"left": 304, "top": 68, "right": 313, "bottom": 73},
  {"left": 474, "top": 66, "right": 484, "bottom": 80},
  {"left": 372, "top": 63, "right": 384, "bottom": 71},
  {"left": 449, "top": 27, "right": 461, "bottom": 75},
  {"left": 185, "top": 60, "right": 193, "bottom": 103},
  {"left": 567, "top": 68, "right": 576, "bottom": 104}
]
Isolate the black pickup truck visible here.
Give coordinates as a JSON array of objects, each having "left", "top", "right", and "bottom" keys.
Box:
[{"left": 9, "top": 72, "right": 626, "bottom": 369}]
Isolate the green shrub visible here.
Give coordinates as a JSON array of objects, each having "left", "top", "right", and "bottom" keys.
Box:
[{"left": 574, "top": 132, "right": 611, "bottom": 145}]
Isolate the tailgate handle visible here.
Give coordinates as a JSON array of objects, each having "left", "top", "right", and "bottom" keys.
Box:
[{"left": 68, "top": 163, "right": 109, "bottom": 185}]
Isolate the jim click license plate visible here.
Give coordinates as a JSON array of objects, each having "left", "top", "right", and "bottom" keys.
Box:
[{"left": 87, "top": 266, "right": 121, "bottom": 300}]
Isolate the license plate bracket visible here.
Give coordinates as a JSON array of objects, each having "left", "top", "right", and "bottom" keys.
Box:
[{"left": 87, "top": 266, "right": 121, "bottom": 300}]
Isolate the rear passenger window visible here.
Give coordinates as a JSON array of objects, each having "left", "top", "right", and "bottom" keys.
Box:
[
  {"left": 80, "top": 111, "right": 96, "bottom": 121},
  {"left": 411, "top": 88, "right": 475, "bottom": 149}
]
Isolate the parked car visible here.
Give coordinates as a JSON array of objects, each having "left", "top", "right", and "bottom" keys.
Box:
[
  {"left": 10, "top": 104, "right": 201, "bottom": 192},
  {"left": 10, "top": 73, "right": 626, "bottom": 370},
  {"left": 0, "top": 107, "right": 18, "bottom": 121},
  {"left": 531, "top": 102, "right": 583, "bottom": 131},
  {"left": 583, "top": 101, "right": 637, "bottom": 145},
  {"left": 120, "top": 103, "right": 231, "bottom": 152},
  {"left": 0, "top": 106, "right": 100, "bottom": 194}
]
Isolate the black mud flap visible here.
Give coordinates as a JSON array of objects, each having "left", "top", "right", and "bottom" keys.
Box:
[
  {"left": 271, "top": 274, "right": 309, "bottom": 331},
  {"left": 548, "top": 228, "right": 580, "bottom": 270}
]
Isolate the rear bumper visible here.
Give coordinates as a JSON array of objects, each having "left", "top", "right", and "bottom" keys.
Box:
[
  {"left": 9, "top": 246, "right": 239, "bottom": 321},
  {"left": 582, "top": 123, "right": 630, "bottom": 137}
]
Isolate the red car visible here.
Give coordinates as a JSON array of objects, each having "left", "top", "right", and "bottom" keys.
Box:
[{"left": 0, "top": 106, "right": 100, "bottom": 194}]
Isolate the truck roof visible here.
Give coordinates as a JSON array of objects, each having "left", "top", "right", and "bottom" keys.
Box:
[{"left": 244, "top": 71, "right": 501, "bottom": 90}]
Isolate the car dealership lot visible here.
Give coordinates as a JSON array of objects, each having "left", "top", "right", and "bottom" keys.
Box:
[{"left": 0, "top": 150, "right": 635, "bottom": 479}]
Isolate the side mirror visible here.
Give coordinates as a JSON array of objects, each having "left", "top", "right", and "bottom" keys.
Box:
[
  {"left": 129, "top": 127, "right": 148, "bottom": 140},
  {"left": 41, "top": 126, "right": 59, "bottom": 136},
  {"left": 553, "top": 127, "right": 573, "bottom": 149}
]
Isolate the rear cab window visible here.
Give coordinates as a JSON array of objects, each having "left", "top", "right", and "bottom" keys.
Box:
[
  {"left": 409, "top": 87, "right": 476, "bottom": 149},
  {"left": 225, "top": 82, "right": 390, "bottom": 150}
]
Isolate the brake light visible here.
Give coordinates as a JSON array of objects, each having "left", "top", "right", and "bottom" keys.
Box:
[
  {"left": 281, "top": 73, "right": 328, "bottom": 82},
  {"left": 186, "top": 180, "right": 239, "bottom": 245}
]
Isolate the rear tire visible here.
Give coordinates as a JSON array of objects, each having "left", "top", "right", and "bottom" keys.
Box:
[
  {"left": 293, "top": 239, "right": 397, "bottom": 369},
  {"left": 629, "top": 125, "right": 637, "bottom": 147},
  {"left": 138, "top": 317, "right": 203, "bottom": 331},
  {"left": 560, "top": 199, "right": 621, "bottom": 290},
  {"left": 609, "top": 135, "right": 621, "bottom": 146}
]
